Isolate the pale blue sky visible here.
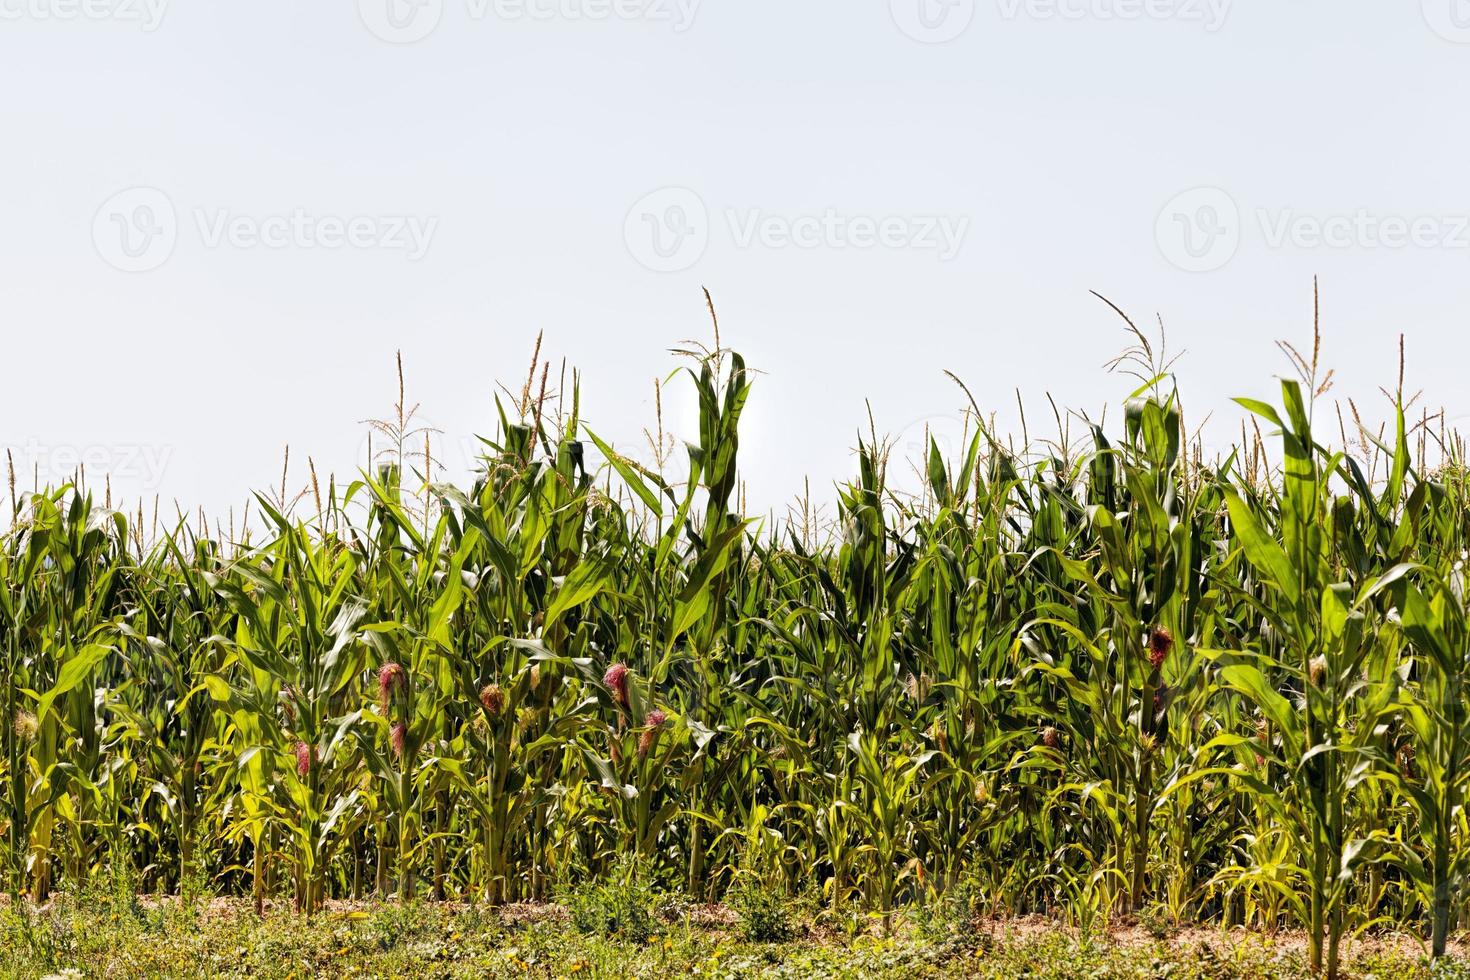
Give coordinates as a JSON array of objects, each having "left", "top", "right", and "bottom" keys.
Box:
[{"left": 3, "top": 1, "right": 1469, "bottom": 520}]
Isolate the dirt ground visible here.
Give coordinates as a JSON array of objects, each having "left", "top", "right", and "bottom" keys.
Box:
[{"left": 978, "top": 912, "right": 1465, "bottom": 961}]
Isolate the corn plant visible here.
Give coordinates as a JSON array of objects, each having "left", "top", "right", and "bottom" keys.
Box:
[{"left": 4, "top": 300, "right": 1470, "bottom": 970}]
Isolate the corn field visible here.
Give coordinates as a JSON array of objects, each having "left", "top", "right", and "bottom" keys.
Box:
[{"left": 5, "top": 297, "right": 1470, "bottom": 979}]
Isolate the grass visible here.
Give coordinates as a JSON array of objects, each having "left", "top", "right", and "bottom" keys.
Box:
[{"left": 0, "top": 892, "right": 1462, "bottom": 979}]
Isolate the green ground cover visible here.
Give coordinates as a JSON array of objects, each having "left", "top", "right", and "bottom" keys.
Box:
[{"left": 0, "top": 889, "right": 1464, "bottom": 979}]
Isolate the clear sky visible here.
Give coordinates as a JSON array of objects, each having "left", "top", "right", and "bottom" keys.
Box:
[{"left": 4, "top": 1, "right": 1470, "bottom": 523}]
